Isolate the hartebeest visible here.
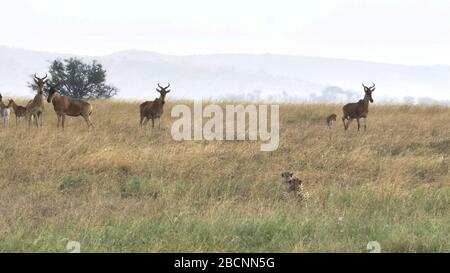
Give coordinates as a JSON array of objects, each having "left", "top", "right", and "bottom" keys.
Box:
[
  {"left": 0, "top": 94, "right": 11, "bottom": 128},
  {"left": 342, "top": 83, "right": 375, "bottom": 131},
  {"left": 7, "top": 99, "right": 27, "bottom": 126},
  {"left": 47, "top": 84, "right": 94, "bottom": 129},
  {"left": 27, "top": 74, "right": 47, "bottom": 127},
  {"left": 326, "top": 114, "right": 337, "bottom": 129},
  {"left": 140, "top": 83, "right": 171, "bottom": 129}
]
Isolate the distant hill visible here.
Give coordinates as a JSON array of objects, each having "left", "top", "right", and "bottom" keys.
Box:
[{"left": 1, "top": 46, "right": 450, "bottom": 104}]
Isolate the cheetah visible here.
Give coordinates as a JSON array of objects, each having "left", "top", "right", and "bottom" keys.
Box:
[{"left": 280, "top": 172, "right": 309, "bottom": 202}]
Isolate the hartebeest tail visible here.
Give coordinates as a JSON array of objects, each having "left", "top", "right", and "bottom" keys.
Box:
[
  {"left": 27, "top": 74, "right": 47, "bottom": 128},
  {"left": 47, "top": 85, "right": 94, "bottom": 129},
  {"left": 342, "top": 83, "right": 375, "bottom": 131},
  {"left": 7, "top": 99, "right": 27, "bottom": 126},
  {"left": 140, "top": 83, "right": 171, "bottom": 129}
]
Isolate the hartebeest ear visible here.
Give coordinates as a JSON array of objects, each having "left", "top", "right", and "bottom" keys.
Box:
[
  {"left": 165, "top": 89, "right": 171, "bottom": 93},
  {"left": 156, "top": 88, "right": 161, "bottom": 93}
]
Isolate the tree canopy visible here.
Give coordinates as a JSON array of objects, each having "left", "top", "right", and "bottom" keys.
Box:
[{"left": 29, "top": 58, "right": 118, "bottom": 99}]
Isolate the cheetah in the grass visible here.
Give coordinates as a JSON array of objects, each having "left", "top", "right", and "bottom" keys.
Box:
[{"left": 281, "top": 172, "right": 309, "bottom": 202}]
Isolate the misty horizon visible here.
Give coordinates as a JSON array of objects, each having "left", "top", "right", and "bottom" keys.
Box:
[
  {"left": 0, "top": 46, "right": 450, "bottom": 104},
  {"left": 4, "top": 44, "right": 449, "bottom": 68},
  {"left": 2, "top": 1, "right": 450, "bottom": 104},
  {"left": 1, "top": 45, "right": 450, "bottom": 105}
]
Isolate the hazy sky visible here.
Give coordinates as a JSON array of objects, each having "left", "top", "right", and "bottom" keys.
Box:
[{"left": 2, "top": 0, "right": 450, "bottom": 65}]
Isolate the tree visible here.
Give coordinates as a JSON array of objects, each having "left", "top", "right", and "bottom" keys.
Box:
[{"left": 29, "top": 58, "right": 118, "bottom": 99}]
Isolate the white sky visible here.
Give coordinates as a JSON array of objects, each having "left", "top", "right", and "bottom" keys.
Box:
[{"left": 1, "top": 0, "right": 450, "bottom": 65}]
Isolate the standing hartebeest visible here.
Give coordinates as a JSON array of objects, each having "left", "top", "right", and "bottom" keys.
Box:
[
  {"left": 140, "top": 83, "right": 171, "bottom": 129},
  {"left": 0, "top": 94, "right": 11, "bottom": 128},
  {"left": 46, "top": 84, "right": 94, "bottom": 129},
  {"left": 342, "top": 83, "right": 375, "bottom": 131},
  {"left": 27, "top": 74, "right": 47, "bottom": 127},
  {"left": 7, "top": 99, "right": 27, "bottom": 126},
  {"left": 326, "top": 114, "right": 337, "bottom": 129}
]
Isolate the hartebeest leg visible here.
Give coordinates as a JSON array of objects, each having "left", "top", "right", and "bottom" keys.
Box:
[
  {"left": 34, "top": 113, "right": 39, "bottom": 127},
  {"left": 151, "top": 118, "right": 155, "bottom": 128},
  {"left": 29, "top": 114, "right": 35, "bottom": 127},
  {"left": 61, "top": 115, "right": 66, "bottom": 129},
  {"left": 57, "top": 114, "right": 61, "bottom": 128},
  {"left": 357, "top": 118, "right": 360, "bottom": 131},
  {"left": 34, "top": 114, "right": 39, "bottom": 127},
  {"left": 82, "top": 114, "right": 93, "bottom": 129},
  {"left": 364, "top": 118, "right": 367, "bottom": 131},
  {"left": 82, "top": 116, "right": 90, "bottom": 128},
  {"left": 40, "top": 113, "right": 43, "bottom": 127},
  {"left": 88, "top": 116, "right": 95, "bottom": 128},
  {"left": 142, "top": 117, "right": 149, "bottom": 126},
  {"left": 35, "top": 112, "right": 42, "bottom": 127},
  {"left": 158, "top": 118, "right": 161, "bottom": 129},
  {"left": 346, "top": 118, "right": 353, "bottom": 130},
  {"left": 342, "top": 117, "right": 347, "bottom": 130}
]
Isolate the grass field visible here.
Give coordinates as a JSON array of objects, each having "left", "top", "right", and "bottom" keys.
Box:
[{"left": 0, "top": 99, "right": 449, "bottom": 252}]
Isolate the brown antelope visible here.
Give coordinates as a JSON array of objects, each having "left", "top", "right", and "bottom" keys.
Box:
[
  {"left": 140, "top": 83, "right": 171, "bottom": 129},
  {"left": 47, "top": 84, "right": 94, "bottom": 129},
  {"left": 0, "top": 94, "right": 11, "bottom": 128},
  {"left": 326, "top": 114, "right": 337, "bottom": 129},
  {"left": 7, "top": 99, "right": 27, "bottom": 126},
  {"left": 27, "top": 74, "right": 47, "bottom": 127},
  {"left": 342, "top": 83, "right": 375, "bottom": 131}
]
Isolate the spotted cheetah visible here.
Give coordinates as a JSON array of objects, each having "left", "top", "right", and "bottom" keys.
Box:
[{"left": 280, "top": 172, "right": 309, "bottom": 202}]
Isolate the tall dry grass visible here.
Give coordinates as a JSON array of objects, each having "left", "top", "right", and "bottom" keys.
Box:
[{"left": 0, "top": 99, "right": 448, "bottom": 252}]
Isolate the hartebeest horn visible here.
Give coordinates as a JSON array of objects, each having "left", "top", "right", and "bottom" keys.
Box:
[
  {"left": 158, "top": 83, "right": 170, "bottom": 90},
  {"left": 370, "top": 82, "right": 376, "bottom": 90},
  {"left": 34, "top": 73, "right": 48, "bottom": 81}
]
